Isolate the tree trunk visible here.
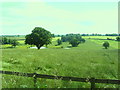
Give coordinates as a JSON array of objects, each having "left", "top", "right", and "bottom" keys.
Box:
[
  {"left": 105, "top": 47, "right": 107, "bottom": 49},
  {"left": 37, "top": 46, "right": 41, "bottom": 50},
  {"left": 36, "top": 45, "right": 40, "bottom": 50},
  {"left": 36, "top": 44, "right": 44, "bottom": 50}
]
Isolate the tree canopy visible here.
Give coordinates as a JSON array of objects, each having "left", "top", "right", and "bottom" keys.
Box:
[
  {"left": 103, "top": 41, "right": 110, "bottom": 49},
  {"left": 25, "top": 27, "right": 52, "bottom": 49},
  {"left": 116, "top": 37, "right": 120, "bottom": 41},
  {"left": 1, "top": 37, "right": 19, "bottom": 47},
  {"left": 61, "top": 34, "right": 85, "bottom": 47},
  {"left": 57, "top": 39, "right": 62, "bottom": 45},
  {"left": 11, "top": 39, "right": 19, "bottom": 47},
  {"left": 69, "top": 38, "right": 80, "bottom": 47}
]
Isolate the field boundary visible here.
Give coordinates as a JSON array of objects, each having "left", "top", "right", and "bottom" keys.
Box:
[{"left": 0, "top": 70, "right": 120, "bottom": 89}]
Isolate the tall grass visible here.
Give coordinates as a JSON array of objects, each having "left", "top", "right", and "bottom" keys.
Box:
[{"left": 1, "top": 37, "right": 119, "bottom": 88}]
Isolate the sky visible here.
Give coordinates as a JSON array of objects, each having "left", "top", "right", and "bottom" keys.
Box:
[{"left": 0, "top": 0, "right": 118, "bottom": 35}]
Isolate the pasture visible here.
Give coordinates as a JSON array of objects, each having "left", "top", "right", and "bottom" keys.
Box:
[{"left": 1, "top": 36, "right": 119, "bottom": 88}]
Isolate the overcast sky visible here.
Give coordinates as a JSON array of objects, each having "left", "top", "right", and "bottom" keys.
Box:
[{"left": 0, "top": 0, "right": 118, "bottom": 35}]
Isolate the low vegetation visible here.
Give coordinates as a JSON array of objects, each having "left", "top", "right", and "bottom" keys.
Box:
[
  {"left": 1, "top": 33, "right": 119, "bottom": 88},
  {"left": 1, "top": 37, "right": 19, "bottom": 48}
]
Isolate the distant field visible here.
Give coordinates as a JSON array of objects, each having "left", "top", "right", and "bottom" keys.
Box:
[
  {"left": 83, "top": 36, "right": 117, "bottom": 39},
  {"left": 90, "top": 39, "right": 119, "bottom": 49},
  {"left": 1, "top": 36, "right": 119, "bottom": 88}
]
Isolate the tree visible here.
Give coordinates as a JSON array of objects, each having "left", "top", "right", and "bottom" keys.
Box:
[
  {"left": 116, "top": 37, "right": 120, "bottom": 41},
  {"left": 25, "top": 27, "right": 52, "bottom": 49},
  {"left": 103, "top": 41, "right": 110, "bottom": 49},
  {"left": 80, "top": 38, "right": 85, "bottom": 43},
  {"left": 11, "top": 39, "right": 19, "bottom": 47},
  {"left": 25, "top": 34, "right": 34, "bottom": 46},
  {"left": 51, "top": 34, "right": 55, "bottom": 38},
  {"left": 1, "top": 37, "right": 15, "bottom": 45},
  {"left": 61, "top": 35, "right": 66, "bottom": 42},
  {"left": 8, "top": 39, "right": 12, "bottom": 44},
  {"left": 57, "top": 39, "right": 62, "bottom": 45},
  {"left": 2, "top": 37, "right": 8, "bottom": 44},
  {"left": 69, "top": 38, "right": 80, "bottom": 47}
]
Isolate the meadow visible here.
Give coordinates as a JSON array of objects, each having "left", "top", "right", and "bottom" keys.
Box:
[{"left": 1, "top": 36, "right": 119, "bottom": 88}]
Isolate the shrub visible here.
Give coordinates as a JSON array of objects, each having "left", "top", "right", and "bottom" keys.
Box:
[
  {"left": 11, "top": 39, "right": 19, "bottom": 48},
  {"left": 116, "top": 37, "right": 120, "bottom": 41},
  {"left": 69, "top": 38, "right": 80, "bottom": 47},
  {"left": 103, "top": 41, "right": 110, "bottom": 49},
  {"left": 81, "top": 38, "right": 86, "bottom": 43},
  {"left": 57, "top": 39, "right": 62, "bottom": 45}
]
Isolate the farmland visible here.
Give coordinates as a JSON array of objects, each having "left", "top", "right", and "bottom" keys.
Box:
[{"left": 1, "top": 36, "right": 119, "bottom": 88}]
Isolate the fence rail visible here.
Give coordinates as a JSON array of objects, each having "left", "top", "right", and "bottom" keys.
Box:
[{"left": 0, "top": 70, "right": 120, "bottom": 89}]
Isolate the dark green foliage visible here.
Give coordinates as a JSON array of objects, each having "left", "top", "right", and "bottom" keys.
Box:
[
  {"left": 61, "top": 34, "right": 85, "bottom": 47},
  {"left": 11, "top": 39, "right": 19, "bottom": 47},
  {"left": 57, "top": 39, "right": 62, "bottom": 45},
  {"left": 69, "top": 38, "right": 80, "bottom": 47},
  {"left": 61, "top": 34, "right": 83, "bottom": 42},
  {"left": 0, "top": 37, "right": 12, "bottom": 44},
  {"left": 56, "top": 35, "right": 60, "bottom": 37},
  {"left": 25, "top": 27, "right": 52, "bottom": 49},
  {"left": 81, "top": 38, "right": 86, "bottom": 43},
  {"left": 2, "top": 37, "right": 8, "bottom": 44},
  {"left": 116, "top": 37, "right": 120, "bottom": 41},
  {"left": 25, "top": 34, "right": 33, "bottom": 45},
  {"left": 103, "top": 41, "right": 110, "bottom": 49},
  {"left": 61, "top": 35, "right": 66, "bottom": 42},
  {"left": 8, "top": 39, "right": 12, "bottom": 44},
  {"left": 105, "top": 34, "right": 119, "bottom": 36},
  {"left": 51, "top": 34, "right": 55, "bottom": 38}
]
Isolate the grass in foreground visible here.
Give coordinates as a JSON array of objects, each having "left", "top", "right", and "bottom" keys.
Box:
[{"left": 1, "top": 37, "right": 118, "bottom": 88}]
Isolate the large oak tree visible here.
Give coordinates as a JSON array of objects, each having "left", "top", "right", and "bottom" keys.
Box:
[{"left": 25, "top": 27, "right": 52, "bottom": 49}]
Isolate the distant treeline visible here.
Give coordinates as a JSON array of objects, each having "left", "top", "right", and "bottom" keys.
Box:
[
  {"left": 0, "top": 33, "right": 120, "bottom": 37},
  {"left": 54, "top": 33, "right": 120, "bottom": 37},
  {"left": 0, "top": 35, "right": 25, "bottom": 37}
]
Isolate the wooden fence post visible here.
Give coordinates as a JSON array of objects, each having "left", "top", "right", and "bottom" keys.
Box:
[
  {"left": 33, "top": 72, "right": 37, "bottom": 88},
  {"left": 90, "top": 77, "right": 95, "bottom": 90}
]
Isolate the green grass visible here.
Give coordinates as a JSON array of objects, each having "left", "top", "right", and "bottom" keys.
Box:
[
  {"left": 89, "top": 39, "right": 119, "bottom": 49},
  {"left": 1, "top": 36, "right": 119, "bottom": 88},
  {"left": 18, "top": 40, "right": 25, "bottom": 44},
  {"left": 83, "top": 36, "right": 117, "bottom": 39}
]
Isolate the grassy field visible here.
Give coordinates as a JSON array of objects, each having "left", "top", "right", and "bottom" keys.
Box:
[
  {"left": 83, "top": 36, "right": 117, "bottom": 39},
  {"left": 1, "top": 36, "right": 119, "bottom": 88}
]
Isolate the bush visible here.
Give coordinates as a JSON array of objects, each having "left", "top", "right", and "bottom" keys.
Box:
[
  {"left": 57, "top": 39, "right": 62, "bottom": 45},
  {"left": 2, "top": 37, "right": 9, "bottom": 44},
  {"left": 103, "top": 41, "right": 110, "bottom": 49},
  {"left": 67, "top": 45, "right": 72, "bottom": 48},
  {"left": 61, "top": 34, "right": 85, "bottom": 47},
  {"left": 81, "top": 38, "right": 86, "bottom": 43},
  {"left": 116, "top": 37, "right": 120, "bottom": 41},
  {"left": 61, "top": 46, "right": 63, "bottom": 48},
  {"left": 11, "top": 39, "right": 19, "bottom": 48},
  {"left": 69, "top": 38, "right": 80, "bottom": 47}
]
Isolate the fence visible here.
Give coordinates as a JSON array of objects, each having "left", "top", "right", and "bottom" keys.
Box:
[{"left": 0, "top": 70, "right": 120, "bottom": 89}]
